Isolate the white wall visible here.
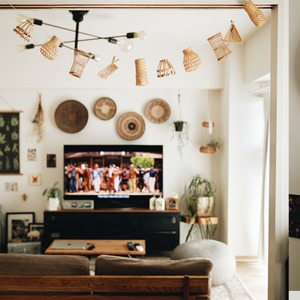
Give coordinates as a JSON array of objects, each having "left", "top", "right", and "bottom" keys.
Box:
[
  {"left": 289, "top": 0, "right": 300, "bottom": 292},
  {"left": 0, "top": 8, "right": 271, "bottom": 258}
]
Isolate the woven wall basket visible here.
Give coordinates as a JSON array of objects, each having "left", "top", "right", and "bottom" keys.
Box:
[
  {"left": 182, "top": 47, "right": 201, "bottom": 72},
  {"left": 243, "top": 0, "right": 266, "bottom": 28},
  {"left": 69, "top": 49, "right": 92, "bottom": 78},
  {"left": 135, "top": 58, "right": 149, "bottom": 86},
  {"left": 207, "top": 32, "right": 232, "bottom": 61},
  {"left": 40, "top": 35, "right": 61, "bottom": 60}
]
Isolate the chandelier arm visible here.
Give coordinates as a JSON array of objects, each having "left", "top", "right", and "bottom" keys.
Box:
[{"left": 40, "top": 21, "right": 132, "bottom": 40}]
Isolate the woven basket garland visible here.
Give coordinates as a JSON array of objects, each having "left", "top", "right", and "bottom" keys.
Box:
[
  {"left": 224, "top": 21, "right": 243, "bottom": 44},
  {"left": 69, "top": 49, "right": 92, "bottom": 78},
  {"left": 40, "top": 35, "right": 61, "bottom": 60},
  {"left": 243, "top": 0, "right": 266, "bottom": 28},
  {"left": 157, "top": 59, "right": 176, "bottom": 78},
  {"left": 13, "top": 19, "right": 34, "bottom": 41},
  {"left": 207, "top": 32, "right": 232, "bottom": 61},
  {"left": 135, "top": 58, "right": 149, "bottom": 86},
  {"left": 182, "top": 47, "right": 201, "bottom": 72},
  {"left": 98, "top": 56, "right": 119, "bottom": 79}
]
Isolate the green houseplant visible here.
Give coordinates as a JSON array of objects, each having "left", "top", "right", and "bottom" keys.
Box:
[
  {"left": 181, "top": 174, "right": 216, "bottom": 221},
  {"left": 43, "top": 181, "right": 63, "bottom": 210}
]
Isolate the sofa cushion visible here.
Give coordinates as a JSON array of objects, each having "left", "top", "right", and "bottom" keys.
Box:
[
  {"left": 95, "top": 254, "right": 212, "bottom": 276},
  {"left": 0, "top": 254, "right": 90, "bottom": 275}
]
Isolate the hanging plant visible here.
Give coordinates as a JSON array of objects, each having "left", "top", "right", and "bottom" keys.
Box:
[
  {"left": 173, "top": 120, "right": 187, "bottom": 132},
  {"left": 200, "top": 138, "right": 223, "bottom": 154},
  {"left": 172, "top": 93, "right": 189, "bottom": 156}
]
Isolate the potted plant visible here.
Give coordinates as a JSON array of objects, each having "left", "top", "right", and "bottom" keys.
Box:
[
  {"left": 180, "top": 174, "right": 216, "bottom": 222},
  {"left": 173, "top": 120, "right": 187, "bottom": 132},
  {"left": 200, "top": 137, "right": 223, "bottom": 154},
  {"left": 43, "top": 181, "right": 63, "bottom": 211}
]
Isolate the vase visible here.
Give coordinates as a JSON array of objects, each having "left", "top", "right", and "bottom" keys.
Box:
[
  {"left": 197, "top": 196, "right": 215, "bottom": 217},
  {"left": 48, "top": 197, "right": 60, "bottom": 211}
]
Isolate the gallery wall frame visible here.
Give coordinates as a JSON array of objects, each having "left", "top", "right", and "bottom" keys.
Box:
[
  {"left": 0, "top": 111, "right": 21, "bottom": 175},
  {"left": 28, "top": 223, "right": 44, "bottom": 242},
  {"left": 6, "top": 212, "right": 35, "bottom": 244}
]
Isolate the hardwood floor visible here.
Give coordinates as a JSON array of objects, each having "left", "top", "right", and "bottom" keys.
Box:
[{"left": 236, "top": 261, "right": 268, "bottom": 300}]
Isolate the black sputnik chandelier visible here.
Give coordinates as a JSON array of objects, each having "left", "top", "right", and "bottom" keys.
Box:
[{"left": 14, "top": 10, "right": 146, "bottom": 78}]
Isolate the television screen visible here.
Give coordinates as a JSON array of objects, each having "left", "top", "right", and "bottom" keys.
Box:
[{"left": 63, "top": 145, "right": 163, "bottom": 209}]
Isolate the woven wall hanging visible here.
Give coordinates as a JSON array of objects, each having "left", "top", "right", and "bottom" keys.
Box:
[
  {"left": 97, "top": 56, "right": 119, "bottom": 79},
  {"left": 69, "top": 49, "right": 92, "bottom": 78},
  {"left": 40, "top": 35, "right": 61, "bottom": 60},
  {"left": 243, "top": 0, "right": 266, "bottom": 28},
  {"left": 207, "top": 32, "right": 232, "bottom": 61},
  {"left": 135, "top": 58, "right": 149, "bottom": 86},
  {"left": 157, "top": 59, "right": 176, "bottom": 78},
  {"left": 224, "top": 21, "right": 243, "bottom": 44},
  {"left": 182, "top": 47, "right": 201, "bottom": 72}
]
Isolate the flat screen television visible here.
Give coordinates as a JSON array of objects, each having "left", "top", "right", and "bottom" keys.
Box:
[{"left": 63, "top": 145, "right": 163, "bottom": 209}]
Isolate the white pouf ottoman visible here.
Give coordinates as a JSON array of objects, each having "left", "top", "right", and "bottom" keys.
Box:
[{"left": 171, "top": 239, "right": 236, "bottom": 286}]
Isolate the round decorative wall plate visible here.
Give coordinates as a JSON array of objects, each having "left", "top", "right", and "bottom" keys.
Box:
[
  {"left": 117, "top": 112, "right": 145, "bottom": 140},
  {"left": 54, "top": 100, "right": 88, "bottom": 133},
  {"left": 94, "top": 97, "right": 117, "bottom": 120},
  {"left": 145, "top": 98, "right": 171, "bottom": 123}
]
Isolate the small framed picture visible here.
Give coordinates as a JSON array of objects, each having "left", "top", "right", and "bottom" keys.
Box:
[
  {"left": 47, "top": 154, "right": 56, "bottom": 168},
  {"left": 29, "top": 173, "right": 42, "bottom": 186},
  {"left": 165, "top": 198, "right": 179, "bottom": 210},
  {"left": 6, "top": 212, "right": 35, "bottom": 243},
  {"left": 28, "top": 223, "right": 44, "bottom": 242}
]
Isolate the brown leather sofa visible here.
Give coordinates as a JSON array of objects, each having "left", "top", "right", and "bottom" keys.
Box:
[{"left": 0, "top": 253, "right": 213, "bottom": 299}]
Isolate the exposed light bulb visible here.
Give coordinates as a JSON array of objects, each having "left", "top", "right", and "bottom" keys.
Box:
[
  {"left": 92, "top": 54, "right": 101, "bottom": 62},
  {"left": 16, "top": 13, "right": 29, "bottom": 23},
  {"left": 118, "top": 38, "right": 133, "bottom": 52},
  {"left": 16, "top": 44, "right": 35, "bottom": 52},
  {"left": 16, "top": 44, "right": 26, "bottom": 52},
  {"left": 136, "top": 30, "right": 147, "bottom": 40}
]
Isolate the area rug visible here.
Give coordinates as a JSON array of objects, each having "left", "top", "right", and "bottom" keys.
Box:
[{"left": 212, "top": 273, "right": 254, "bottom": 300}]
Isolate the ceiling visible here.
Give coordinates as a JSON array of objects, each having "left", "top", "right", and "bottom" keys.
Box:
[{"left": 0, "top": 1, "right": 272, "bottom": 53}]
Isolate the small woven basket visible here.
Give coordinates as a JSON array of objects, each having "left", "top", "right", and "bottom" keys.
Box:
[
  {"left": 13, "top": 19, "right": 34, "bottom": 41},
  {"left": 200, "top": 146, "right": 216, "bottom": 154},
  {"left": 182, "top": 47, "right": 201, "bottom": 72},
  {"left": 207, "top": 32, "right": 232, "bottom": 61},
  {"left": 135, "top": 58, "right": 149, "bottom": 86},
  {"left": 224, "top": 21, "right": 243, "bottom": 44},
  {"left": 69, "top": 49, "right": 92, "bottom": 78},
  {"left": 40, "top": 35, "right": 61, "bottom": 60},
  {"left": 98, "top": 56, "right": 119, "bottom": 79},
  {"left": 157, "top": 59, "right": 176, "bottom": 78},
  {"left": 243, "top": 0, "right": 266, "bottom": 27}
]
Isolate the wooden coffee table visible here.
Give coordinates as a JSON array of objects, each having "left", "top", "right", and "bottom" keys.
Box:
[{"left": 45, "top": 239, "right": 146, "bottom": 257}]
